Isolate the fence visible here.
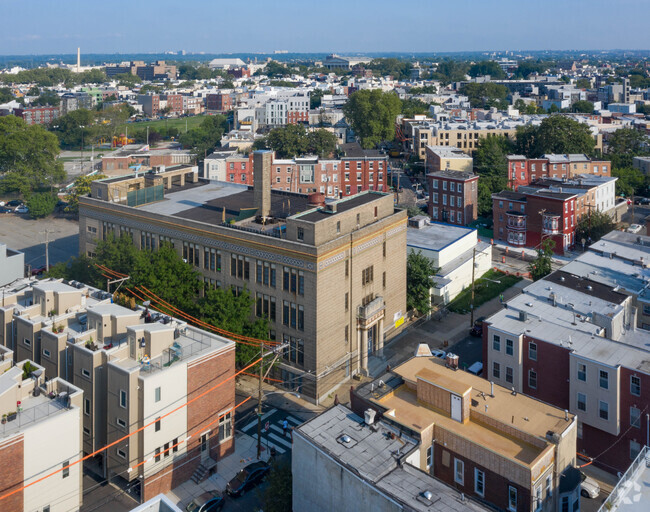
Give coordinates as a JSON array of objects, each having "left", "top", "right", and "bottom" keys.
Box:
[
  {"left": 127, "top": 185, "right": 164, "bottom": 207},
  {"left": 598, "top": 445, "right": 649, "bottom": 512},
  {"left": 0, "top": 397, "right": 67, "bottom": 437}
]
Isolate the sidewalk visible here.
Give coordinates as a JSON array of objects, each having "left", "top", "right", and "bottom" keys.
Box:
[{"left": 166, "top": 432, "right": 267, "bottom": 508}]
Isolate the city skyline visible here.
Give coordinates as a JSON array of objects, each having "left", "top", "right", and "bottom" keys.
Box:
[{"left": 2, "top": 0, "right": 649, "bottom": 55}]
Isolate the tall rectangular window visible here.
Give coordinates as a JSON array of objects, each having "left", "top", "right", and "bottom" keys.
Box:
[
  {"left": 119, "top": 390, "right": 127, "bottom": 408},
  {"left": 631, "top": 406, "right": 641, "bottom": 428},
  {"left": 506, "top": 366, "right": 513, "bottom": 384},
  {"left": 529, "top": 369, "right": 537, "bottom": 389},
  {"left": 493, "top": 362, "right": 500, "bottom": 379},
  {"left": 600, "top": 370, "right": 609, "bottom": 390},
  {"left": 62, "top": 461, "right": 70, "bottom": 479},
  {"left": 426, "top": 445, "right": 433, "bottom": 468},
  {"left": 155, "top": 417, "right": 161, "bottom": 432},
  {"left": 631, "top": 375, "right": 641, "bottom": 396},
  {"left": 454, "top": 458, "right": 464, "bottom": 485},
  {"left": 493, "top": 335, "right": 501, "bottom": 351},
  {"left": 505, "top": 339, "right": 514, "bottom": 356},
  {"left": 219, "top": 412, "right": 233, "bottom": 441},
  {"left": 577, "top": 363, "right": 586, "bottom": 382},
  {"left": 154, "top": 387, "right": 161, "bottom": 402},
  {"left": 577, "top": 392, "right": 586, "bottom": 412},
  {"left": 529, "top": 342, "right": 537, "bottom": 361},
  {"left": 599, "top": 400, "right": 609, "bottom": 420},
  {"left": 474, "top": 469, "right": 485, "bottom": 497},
  {"left": 508, "top": 486, "right": 517, "bottom": 512}
]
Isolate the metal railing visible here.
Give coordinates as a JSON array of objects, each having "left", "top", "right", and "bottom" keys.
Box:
[
  {"left": 0, "top": 395, "right": 67, "bottom": 436},
  {"left": 598, "top": 445, "right": 649, "bottom": 512}
]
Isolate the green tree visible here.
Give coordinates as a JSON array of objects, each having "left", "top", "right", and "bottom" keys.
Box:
[
  {"left": 460, "top": 82, "right": 508, "bottom": 109},
  {"left": 515, "top": 116, "right": 596, "bottom": 158},
  {"left": 264, "top": 124, "right": 308, "bottom": 158},
  {"left": 33, "top": 90, "right": 60, "bottom": 106},
  {"left": 26, "top": 192, "right": 58, "bottom": 219},
  {"left": 606, "top": 128, "right": 649, "bottom": 169},
  {"left": 306, "top": 129, "right": 338, "bottom": 158},
  {"left": 571, "top": 100, "right": 594, "bottom": 114},
  {"left": 343, "top": 89, "right": 402, "bottom": 149},
  {"left": 113, "top": 73, "right": 141, "bottom": 88},
  {"left": 406, "top": 250, "right": 437, "bottom": 315},
  {"left": 0, "top": 116, "right": 65, "bottom": 196},
  {"left": 529, "top": 239, "right": 555, "bottom": 281},
  {"left": 401, "top": 98, "right": 430, "bottom": 118},
  {"left": 178, "top": 115, "right": 227, "bottom": 160},
  {"left": 576, "top": 78, "right": 591, "bottom": 89},
  {"left": 611, "top": 167, "right": 646, "bottom": 197},
  {"left": 310, "top": 89, "right": 325, "bottom": 109},
  {"left": 468, "top": 61, "right": 506, "bottom": 79},
  {"left": 51, "top": 108, "right": 96, "bottom": 148},
  {"left": 64, "top": 173, "right": 107, "bottom": 213},
  {"left": 367, "top": 58, "right": 413, "bottom": 80},
  {"left": 575, "top": 210, "right": 616, "bottom": 245},
  {"left": 257, "top": 61, "right": 290, "bottom": 78},
  {"left": 474, "top": 135, "right": 513, "bottom": 177},
  {"left": 260, "top": 458, "right": 292, "bottom": 512},
  {"left": 406, "top": 205, "right": 423, "bottom": 218},
  {"left": 0, "top": 87, "right": 14, "bottom": 103},
  {"left": 514, "top": 60, "right": 550, "bottom": 79},
  {"left": 431, "top": 59, "right": 469, "bottom": 84}
]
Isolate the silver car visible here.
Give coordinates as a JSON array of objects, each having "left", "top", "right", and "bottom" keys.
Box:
[{"left": 580, "top": 472, "right": 600, "bottom": 499}]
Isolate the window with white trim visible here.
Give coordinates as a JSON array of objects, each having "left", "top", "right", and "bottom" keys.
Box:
[
  {"left": 454, "top": 458, "right": 464, "bottom": 485},
  {"left": 219, "top": 411, "right": 233, "bottom": 442},
  {"left": 508, "top": 486, "right": 517, "bottom": 511},
  {"left": 426, "top": 445, "right": 433, "bottom": 469},
  {"left": 474, "top": 468, "right": 485, "bottom": 496},
  {"left": 599, "top": 400, "right": 609, "bottom": 420},
  {"left": 119, "top": 390, "right": 127, "bottom": 408},
  {"left": 577, "top": 392, "right": 586, "bottom": 412}
]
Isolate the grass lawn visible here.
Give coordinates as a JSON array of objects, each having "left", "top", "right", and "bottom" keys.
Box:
[
  {"left": 447, "top": 269, "right": 522, "bottom": 314},
  {"left": 115, "top": 115, "right": 208, "bottom": 136},
  {"left": 468, "top": 217, "right": 494, "bottom": 240}
]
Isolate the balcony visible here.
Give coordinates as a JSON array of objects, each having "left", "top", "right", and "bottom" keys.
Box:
[
  {"left": 506, "top": 212, "right": 527, "bottom": 231},
  {"left": 542, "top": 213, "right": 561, "bottom": 235},
  {"left": 358, "top": 296, "right": 385, "bottom": 327}
]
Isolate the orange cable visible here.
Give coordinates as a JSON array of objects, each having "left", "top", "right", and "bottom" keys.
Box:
[
  {"left": 0, "top": 357, "right": 262, "bottom": 503},
  {"left": 129, "top": 396, "right": 252, "bottom": 472}
]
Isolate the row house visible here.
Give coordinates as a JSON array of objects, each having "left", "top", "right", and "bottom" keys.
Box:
[
  {"left": 205, "top": 92, "right": 235, "bottom": 113},
  {"left": 483, "top": 270, "right": 650, "bottom": 474},
  {"left": 0, "top": 278, "right": 236, "bottom": 503},
  {"left": 506, "top": 154, "right": 611, "bottom": 191},
  {"left": 160, "top": 94, "right": 184, "bottom": 116},
  {"left": 427, "top": 170, "right": 479, "bottom": 226},
  {"left": 492, "top": 189, "right": 577, "bottom": 253},
  {"left": 203, "top": 143, "right": 388, "bottom": 199},
  {"left": 14, "top": 106, "right": 59, "bottom": 125},
  {"left": 351, "top": 357, "right": 580, "bottom": 512}
]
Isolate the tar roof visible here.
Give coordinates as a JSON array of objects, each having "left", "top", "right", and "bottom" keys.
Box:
[
  {"left": 296, "top": 192, "right": 387, "bottom": 222},
  {"left": 295, "top": 404, "right": 414, "bottom": 483},
  {"left": 545, "top": 271, "right": 629, "bottom": 305},
  {"left": 339, "top": 142, "right": 384, "bottom": 158},
  {"left": 427, "top": 170, "right": 476, "bottom": 180},
  {"left": 407, "top": 222, "right": 475, "bottom": 253}
]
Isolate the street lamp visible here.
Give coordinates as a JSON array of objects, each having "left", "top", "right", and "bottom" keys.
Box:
[{"left": 79, "top": 125, "right": 86, "bottom": 174}]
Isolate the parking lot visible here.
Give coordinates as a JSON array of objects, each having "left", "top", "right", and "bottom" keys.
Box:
[{"left": 0, "top": 213, "right": 79, "bottom": 271}]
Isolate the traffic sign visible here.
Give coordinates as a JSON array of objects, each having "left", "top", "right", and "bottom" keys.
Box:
[{"left": 265, "top": 421, "right": 270, "bottom": 431}]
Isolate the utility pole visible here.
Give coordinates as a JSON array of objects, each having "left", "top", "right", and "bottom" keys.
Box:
[
  {"left": 470, "top": 247, "right": 477, "bottom": 328},
  {"left": 146, "top": 126, "right": 149, "bottom": 146},
  {"left": 257, "top": 342, "right": 264, "bottom": 459},
  {"left": 39, "top": 229, "right": 57, "bottom": 271}
]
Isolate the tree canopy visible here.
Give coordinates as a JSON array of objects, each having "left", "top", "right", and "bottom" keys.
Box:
[
  {"left": 515, "top": 115, "right": 596, "bottom": 158},
  {"left": 406, "top": 250, "right": 437, "bottom": 315},
  {"left": 605, "top": 128, "right": 649, "bottom": 169},
  {"left": 51, "top": 108, "right": 96, "bottom": 148},
  {"left": 468, "top": 61, "right": 506, "bottom": 79},
  {"left": 367, "top": 58, "right": 413, "bottom": 80},
  {"left": 26, "top": 192, "right": 58, "bottom": 219},
  {"left": 64, "top": 173, "right": 107, "bottom": 213},
  {"left": 529, "top": 239, "right": 555, "bottom": 281},
  {"left": 0, "top": 67, "right": 106, "bottom": 86},
  {"left": 571, "top": 100, "right": 594, "bottom": 114},
  {"left": 254, "top": 124, "right": 337, "bottom": 159},
  {"left": 178, "top": 115, "right": 228, "bottom": 160},
  {"left": 47, "top": 234, "right": 268, "bottom": 367},
  {"left": 460, "top": 82, "right": 508, "bottom": 109},
  {"left": 473, "top": 135, "right": 513, "bottom": 216},
  {"left": 261, "top": 458, "right": 292, "bottom": 512},
  {"left": 0, "top": 115, "right": 65, "bottom": 196},
  {"left": 575, "top": 210, "right": 616, "bottom": 245},
  {"left": 343, "top": 89, "right": 402, "bottom": 149},
  {"left": 611, "top": 167, "right": 646, "bottom": 197},
  {"left": 401, "top": 98, "right": 431, "bottom": 118}
]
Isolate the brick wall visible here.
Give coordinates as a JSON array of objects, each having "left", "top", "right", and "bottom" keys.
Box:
[
  {"left": 522, "top": 335, "right": 571, "bottom": 410},
  {"left": 0, "top": 436, "right": 24, "bottom": 512}
]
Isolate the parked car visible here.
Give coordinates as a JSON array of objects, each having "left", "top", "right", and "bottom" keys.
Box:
[
  {"left": 185, "top": 490, "right": 224, "bottom": 512},
  {"left": 7, "top": 199, "right": 23, "bottom": 207},
  {"left": 14, "top": 205, "right": 29, "bottom": 214},
  {"left": 469, "top": 317, "right": 485, "bottom": 338},
  {"left": 580, "top": 472, "right": 600, "bottom": 499},
  {"left": 634, "top": 197, "right": 650, "bottom": 205},
  {"left": 31, "top": 266, "right": 47, "bottom": 276},
  {"left": 0, "top": 207, "right": 12, "bottom": 214},
  {"left": 226, "top": 461, "right": 270, "bottom": 497},
  {"left": 467, "top": 362, "right": 483, "bottom": 376},
  {"left": 627, "top": 224, "right": 643, "bottom": 234},
  {"left": 432, "top": 349, "right": 446, "bottom": 359}
]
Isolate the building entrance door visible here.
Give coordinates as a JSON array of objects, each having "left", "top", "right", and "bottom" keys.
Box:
[
  {"left": 451, "top": 394, "right": 462, "bottom": 422},
  {"left": 367, "top": 325, "right": 375, "bottom": 354},
  {"left": 200, "top": 433, "right": 209, "bottom": 461}
]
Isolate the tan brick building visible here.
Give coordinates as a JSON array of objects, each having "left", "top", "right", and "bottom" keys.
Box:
[{"left": 78, "top": 151, "right": 408, "bottom": 403}]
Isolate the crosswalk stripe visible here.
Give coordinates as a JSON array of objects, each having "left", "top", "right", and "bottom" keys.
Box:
[
  {"left": 286, "top": 415, "right": 302, "bottom": 426},
  {"left": 267, "top": 432, "right": 293, "bottom": 449},
  {"left": 241, "top": 408, "right": 277, "bottom": 433},
  {"left": 269, "top": 424, "right": 286, "bottom": 436},
  {"left": 251, "top": 433, "right": 286, "bottom": 454}
]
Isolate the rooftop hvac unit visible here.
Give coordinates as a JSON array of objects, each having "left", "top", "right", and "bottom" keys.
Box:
[
  {"left": 446, "top": 353, "right": 459, "bottom": 369},
  {"left": 364, "top": 409, "right": 376, "bottom": 425}
]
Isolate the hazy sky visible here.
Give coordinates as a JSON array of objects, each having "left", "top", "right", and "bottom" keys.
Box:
[{"left": 2, "top": 0, "right": 649, "bottom": 55}]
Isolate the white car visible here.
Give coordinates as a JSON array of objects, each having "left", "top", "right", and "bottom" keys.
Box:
[
  {"left": 14, "top": 205, "right": 29, "bottom": 214},
  {"left": 580, "top": 472, "right": 600, "bottom": 499},
  {"left": 627, "top": 224, "right": 643, "bottom": 234}
]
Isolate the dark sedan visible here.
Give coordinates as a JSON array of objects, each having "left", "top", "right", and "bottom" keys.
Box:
[
  {"left": 226, "top": 461, "right": 270, "bottom": 497},
  {"left": 185, "top": 490, "right": 224, "bottom": 512}
]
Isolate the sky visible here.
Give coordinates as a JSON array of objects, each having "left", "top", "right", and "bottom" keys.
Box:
[{"left": 1, "top": 0, "right": 649, "bottom": 55}]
